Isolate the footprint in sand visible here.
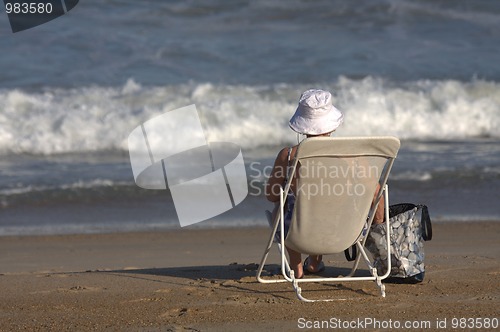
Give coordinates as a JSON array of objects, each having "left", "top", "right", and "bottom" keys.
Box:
[
  {"left": 66, "top": 285, "right": 101, "bottom": 292},
  {"left": 160, "top": 307, "right": 212, "bottom": 318},
  {"left": 122, "top": 297, "right": 165, "bottom": 304},
  {"left": 160, "top": 307, "right": 191, "bottom": 318},
  {"left": 155, "top": 288, "right": 173, "bottom": 294}
]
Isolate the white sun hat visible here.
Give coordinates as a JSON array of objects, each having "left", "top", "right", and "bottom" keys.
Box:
[{"left": 289, "top": 89, "right": 344, "bottom": 135}]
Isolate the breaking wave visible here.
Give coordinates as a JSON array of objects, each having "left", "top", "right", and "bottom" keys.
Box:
[{"left": 0, "top": 76, "right": 499, "bottom": 155}]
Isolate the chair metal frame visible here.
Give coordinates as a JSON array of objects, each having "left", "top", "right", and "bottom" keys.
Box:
[{"left": 256, "top": 136, "right": 400, "bottom": 302}]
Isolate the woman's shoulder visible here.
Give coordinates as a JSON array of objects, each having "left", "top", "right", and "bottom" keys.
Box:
[{"left": 276, "top": 145, "right": 298, "bottom": 162}]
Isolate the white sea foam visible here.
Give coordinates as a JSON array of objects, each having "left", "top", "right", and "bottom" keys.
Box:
[
  {"left": 390, "top": 171, "right": 432, "bottom": 182},
  {"left": 0, "top": 179, "right": 130, "bottom": 196},
  {"left": 0, "top": 77, "right": 499, "bottom": 155}
]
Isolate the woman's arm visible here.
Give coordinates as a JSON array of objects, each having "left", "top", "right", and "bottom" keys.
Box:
[
  {"left": 265, "top": 148, "right": 290, "bottom": 202},
  {"left": 372, "top": 183, "right": 385, "bottom": 224}
]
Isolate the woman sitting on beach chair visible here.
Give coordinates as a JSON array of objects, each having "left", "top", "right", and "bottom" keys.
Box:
[{"left": 265, "top": 89, "right": 385, "bottom": 279}]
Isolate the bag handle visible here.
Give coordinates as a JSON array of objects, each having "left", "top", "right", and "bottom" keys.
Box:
[
  {"left": 419, "top": 205, "right": 433, "bottom": 241},
  {"left": 390, "top": 203, "right": 433, "bottom": 241},
  {"left": 344, "top": 244, "right": 357, "bottom": 261}
]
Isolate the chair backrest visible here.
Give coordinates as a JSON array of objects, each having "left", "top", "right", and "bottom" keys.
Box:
[{"left": 284, "top": 136, "right": 400, "bottom": 255}]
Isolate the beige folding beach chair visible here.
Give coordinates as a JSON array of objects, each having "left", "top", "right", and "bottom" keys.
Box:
[{"left": 256, "top": 136, "right": 400, "bottom": 302}]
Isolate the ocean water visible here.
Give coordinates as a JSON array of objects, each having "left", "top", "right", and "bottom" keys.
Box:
[{"left": 1, "top": 0, "right": 499, "bottom": 235}]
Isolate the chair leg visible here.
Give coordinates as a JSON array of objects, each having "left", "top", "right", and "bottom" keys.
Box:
[
  {"left": 293, "top": 279, "right": 348, "bottom": 302},
  {"left": 256, "top": 210, "right": 284, "bottom": 283},
  {"left": 256, "top": 232, "right": 292, "bottom": 283},
  {"left": 292, "top": 272, "right": 314, "bottom": 303},
  {"left": 371, "top": 267, "right": 386, "bottom": 297},
  {"left": 257, "top": 195, "right": 293, "bottom": 284},
  {"left": 256, "top": 237, "right": 274, "bottom": 283}
]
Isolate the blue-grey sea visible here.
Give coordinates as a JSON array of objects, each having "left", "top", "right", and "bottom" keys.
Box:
[{"left": 1, "top": 0, "right": 500, "bottom": 235}]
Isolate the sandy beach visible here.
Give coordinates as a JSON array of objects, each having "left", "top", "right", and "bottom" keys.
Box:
[
  {"left": 0, "top": 222, "right": 499, "bottom": 331},
  {"left": 2, "top": 1, "right": 500, "bottom": 331}
]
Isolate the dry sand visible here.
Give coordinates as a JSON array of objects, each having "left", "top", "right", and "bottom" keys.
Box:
[{"left": 0, "top": 222, "right": 499, "bottom": 331}]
